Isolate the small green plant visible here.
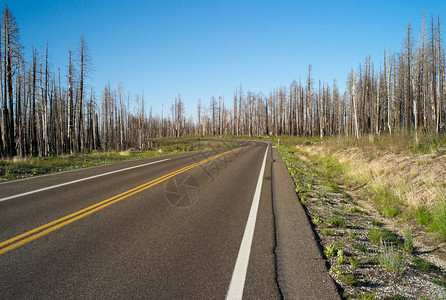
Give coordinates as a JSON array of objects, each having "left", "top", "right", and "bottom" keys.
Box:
[
  {"left": 348, "top": 257, "right": 359, "bottom": 268},
  {"left": 321, "top": 228, "right": 334, "bottom": 236},
  {"left": 329, "top": 266, "right": 342, "bottom": 274},
  {"left": 359, "top": 293, "right": 376, "bottom": 300},
  {"left": 371, "top": 219, "right": 383, "bottom": 227},
  {"left": 337, "top": 249, "right": 346, "bottom": 264},
  {"left": 413, "top": 206, "right": 432, "bottom": 226},
  {"left": 353, "top": 243, "right": 368, "bottom": 253},
  {"left": 325, "top": 244, "right": 337, "bottom": 257},
  {"left": 348, "top": 206, "right": 362, "bottom": 214},
  {"left": 378, "top": 238, "right": 406, "bottom": 274},
  {"left": 389, "top": 294, "right": 406, "bottom": 300},
  {"left": 312, "top": 217, "right": 324, "bottom": 224},
  {"left": 340, "top": 273, "right": 357, "bottom": 286},
  {"left": 328, "top": 217, "right": 347, "bottom": 228},
  {"left": 411, "top": 257, "right": 432, "bottom": 272},
  {"left": 411, "top": 256, "right": 445, "bottom": 280},
  {"left": 403, "top": 225, "right": 414, "bottom": 253},
  {"left": 369, "top": 227, "right": 403, "bottom": 247},
  {"left": 430, "top": 278, "right": 446, "bottom": 287}
]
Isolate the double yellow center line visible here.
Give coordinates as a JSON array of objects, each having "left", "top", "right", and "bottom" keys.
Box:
[{"left": 0, "top": 147, "right": 246, "bottom": 255}]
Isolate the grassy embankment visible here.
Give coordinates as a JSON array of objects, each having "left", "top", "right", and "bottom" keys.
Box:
[
  {"left": 276, "top": 133, "right": 446, "bottom": 299},
  {"left": 277, "top": 133, "right": 446, "bottom": 238},
  {"left": 0, "top": 139, "right": 234, "bottom": 181}
]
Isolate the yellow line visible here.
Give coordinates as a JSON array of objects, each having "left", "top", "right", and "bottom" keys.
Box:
[{"left": 0, "top": 146, "right": 247, "bottom": 255}]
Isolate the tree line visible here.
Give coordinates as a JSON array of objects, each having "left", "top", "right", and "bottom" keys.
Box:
[{"left": 0, "top": 6, "right": 445, "bottom": 158}]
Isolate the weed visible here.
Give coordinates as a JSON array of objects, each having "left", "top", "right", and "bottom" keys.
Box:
[
  {"left": 348, "top": 206, "right": 362, "bottom": 214},
  {"left": 431, "top": 197, "right": 446, "bottom": 239},
  {"left": 370, "top": 185, "right": 405, "bottom": 217},
  {"left": 378, "top": 238, "right": 406, "bottom": 274},
  {"left": 349, "top": 257, "right": 360, "bottom": 268},
  {"left": 353, "top": 243, "right": 368, "bottom": 253},
  {"left": 325, "top": 244, "right": 337, "bottom": 257},
  {"left": 430, "top": 278, "right": 446, "bottom": 287},
  {"left": 389, "top": 295, "right": 406, "bottom": 300},
  {"left": 348, "top": 231, "right": 359, "bottom": 240},
  {"left": 340, "top": 273, "right": 357, "bottom": 286},
  {"left": 411, "top": 257, "right": 445, "bottom": 279},
  {"left": 329, "top": 266, "right": 342, "bottom": 274},
  {"left": 328, "top": 217, "right": 347, "bottom": 228},
  {"left": 413, "top": 206, "right": 432, "bottom": 226},
  {"left": 359, "top": 293, "right": 376, "bottom": 300},
  {"left": 337, "top": 249, "right": 346, "bottom": 264},
  {"left": 321, "top": 229, "right": 334, "bottom": 236},
  {"left": 403, "top": 226, "right": 414, "bottom": 253},
  {"left": 369, "top": 228, "right": 403, "bottom": 247},
  {"left": 312, "top": 217, "right": 324, "bottom": 225},
  {"left": 371, "top": 219, "right": 383, "bottom": 227}
]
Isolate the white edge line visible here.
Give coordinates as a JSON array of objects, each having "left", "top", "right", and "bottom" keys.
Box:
[
  {"left": 226, "top": 143, "right": 269, "bottom": 300},
  {"left": 0, "top": 158, "right": 171, "bottom": 203}
]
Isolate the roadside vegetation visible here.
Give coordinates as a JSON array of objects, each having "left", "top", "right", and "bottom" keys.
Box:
[
  {"left": 276, "top": 133, "right": 446, "bottom": 299},
  {"left": 0, "top": 139, "right": 234, "bottom": 181}
]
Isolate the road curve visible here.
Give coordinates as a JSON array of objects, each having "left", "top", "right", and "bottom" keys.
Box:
[{"left": 0, "top": 142, "right": 281, "bottom": 299}]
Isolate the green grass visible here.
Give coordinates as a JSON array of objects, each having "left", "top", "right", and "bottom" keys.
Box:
[
  {"left": 413, "top": 206, "right": 432, "bottom": 226},
  {"left": 430, "top": 278, "right": 446, "bottom": 287},
  {"left": 403, "top": 226, "right": 414, "bottom": 253},
  {"left": 370, "top": 219, "right": 383, "bottom": 227},
  {"left": 411, "top": 257, "right": 432, "bottom": 273},
  {"left": 431, "top": 197, "right": 446, "bottom": 239},
  {"left": 388, "top": 295, "right": 407, "bottom": 300},
  {"left": 359, "top": 293, "right": 376, "bottom": 300},
  {"left": 368, "top": 185, "right": 405, "bottom": 218},
  {"left": 378, "top": 238, "right": 406, "bottom": 274},
  {"left": 340, "top": 273, "right": 358, "bottom": 286},
  {"left": 321, "top": 228, "right": 334, "bottom": 236},
  {"left": 369, "top": 227, "right": 403, "bottom": 247},
  {"left": 353, "top": 243, "right": 368, "bottom": 253},
  {"left": 327, "top": 217, "right": 347, "bottom": 228},
  {"left": 0, "top": 139, "right": 234, "bottom": 181},
  {"left": 411, "top": 257, "right": 446, "bottom": 279}
]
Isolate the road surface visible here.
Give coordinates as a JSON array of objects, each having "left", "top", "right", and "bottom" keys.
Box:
[
  {"left": 0, "top": 141, "right": 341, "bottom": 299},
  {"left": 0, "top": 142, "right": 283, "bottom": 299}
]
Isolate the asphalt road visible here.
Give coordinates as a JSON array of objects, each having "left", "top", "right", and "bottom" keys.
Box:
[{"left": 0, "top": 142, "right": 282, "bottom": 299}]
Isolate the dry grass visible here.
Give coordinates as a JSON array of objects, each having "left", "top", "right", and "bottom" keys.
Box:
[{"left": 290, "top": 133, "right": 446, "bottom": 239}]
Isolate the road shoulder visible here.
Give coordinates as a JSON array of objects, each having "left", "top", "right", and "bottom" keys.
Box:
[{"left": 272, "top": 147, "right": 341, "bottom": 300}]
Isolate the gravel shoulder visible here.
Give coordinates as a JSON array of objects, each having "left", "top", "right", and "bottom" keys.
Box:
[{"left": 277, "top": 145, "right": 446, "bottom": 300}]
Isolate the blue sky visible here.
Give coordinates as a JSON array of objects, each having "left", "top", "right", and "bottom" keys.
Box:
[{"left": 5, "top": 0, "right": 446, "bottom": 118}]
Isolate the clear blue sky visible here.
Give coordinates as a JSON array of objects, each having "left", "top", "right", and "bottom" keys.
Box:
[{"left": 5, "top": 0, "right": 446, "bottom": 118}]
